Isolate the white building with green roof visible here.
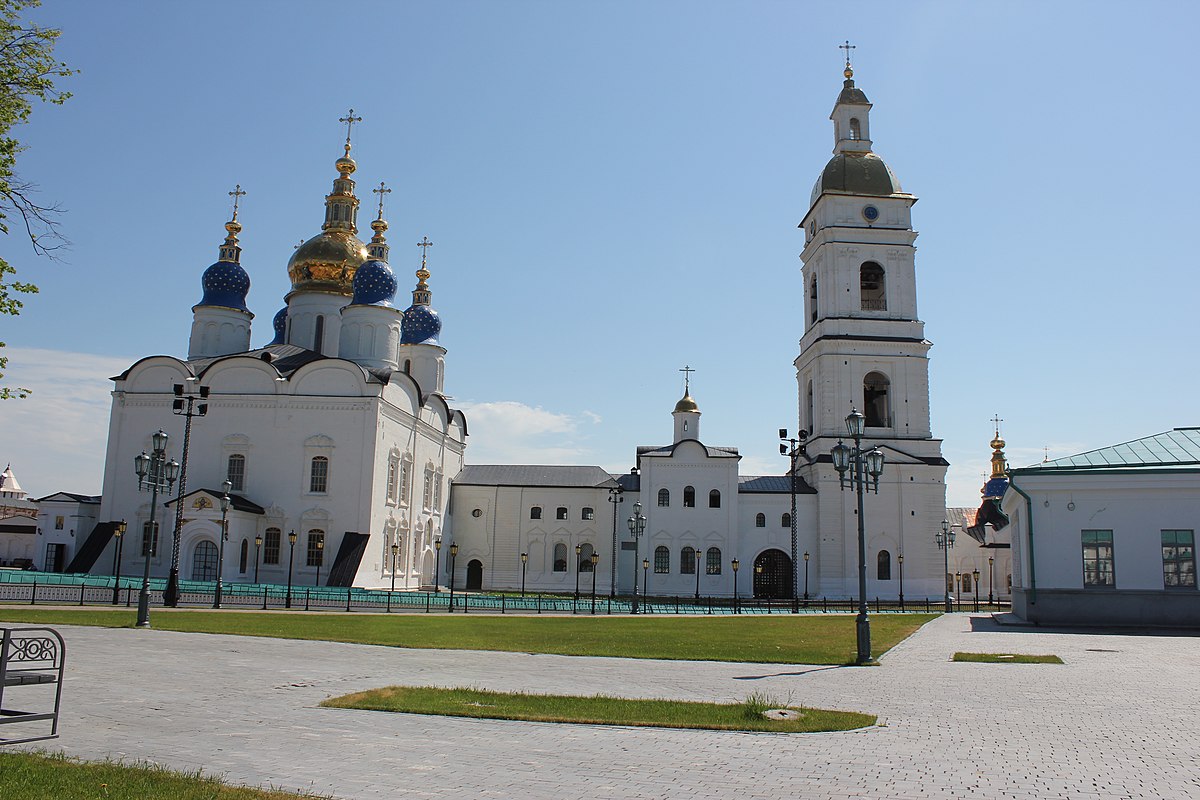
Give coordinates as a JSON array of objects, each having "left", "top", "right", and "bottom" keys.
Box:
[{"left": 1002, "top": 428, "right": 1200, "bottom": 626}]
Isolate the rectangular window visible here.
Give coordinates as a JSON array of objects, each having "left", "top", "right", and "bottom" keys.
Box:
[
  {"left": 141, "top": 521, "right": 159, "bottom": 557},
  {"left": 307, "top": 530, "right": 325, "bottom": 567},
  {"left": 226, "top": 454, "right": 246, "bottom": 492},
  {"left": 433, "top": 470, "right": 443, "bottom": 509},
  {"left": 310, "top": 457, "right": 329, "bottom": 493},
  {"left": 54, "top": 516, "right": 64, "bottom": 530},
  {"left": 263, "top": 527, "right": 281, "bottom": 565},
  {"left": 582, "top": 507, "right": 594, "bottom": 521},
  {"left": 1082, "top": 529, "right": 1115, "bottom": 587},
  {"left": 1162, "top": 529, "right": 1196, "bottom": 588},
  {"left": 556, "top": 507, "right": 568, "bottom": 521}
]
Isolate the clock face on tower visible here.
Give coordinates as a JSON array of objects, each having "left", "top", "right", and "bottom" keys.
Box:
[{"left": 862, "top": 205, "right": 879, "bottom": 222}]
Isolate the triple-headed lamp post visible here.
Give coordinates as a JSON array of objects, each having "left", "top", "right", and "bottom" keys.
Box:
[
  {"left": 936, "top": 520, "right": 957, "bottom": 613},
  {"left": 831, "top": 408, "right": 885, "bottom": 665},
  {"left": 133, "top": 430, "right": 180, "bottom": 628},
  {"left": 110, "top": 520, "right": 127, "bottom": 605},
  {"left": 626, "top": 501, "right": 646, "bottom": 614},
  {"left": 214, "top": 479, "right": 232, "bottom": 608}
]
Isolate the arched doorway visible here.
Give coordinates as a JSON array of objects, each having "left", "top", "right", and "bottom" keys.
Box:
[
  {"left": 192, "top": 540, "right": 219, "bottom": 581},
  {"left": 466, "top": 559, "right": 483, "bottom": 591},
  {"left": 753, "top": 549, "right": 793, "bottom": 599}
]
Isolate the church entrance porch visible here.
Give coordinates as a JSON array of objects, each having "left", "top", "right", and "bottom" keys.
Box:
[
  {"left": 753, "top": 549, "right": 793, "bottom": 599},
  {"left": 466, "top": 559, "right": 483, "bottom": 591}
]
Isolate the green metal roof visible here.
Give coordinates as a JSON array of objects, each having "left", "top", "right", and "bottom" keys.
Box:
[{"left": 1013, "top": 428, "right": 1200, "bottom": 473}]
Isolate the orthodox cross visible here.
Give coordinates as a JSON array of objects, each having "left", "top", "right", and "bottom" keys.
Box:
[
  {"left": 372, "top": 181, "right": 391, "bottom": 219},
  {"left": 680, "top": 364, "right": 695, "bottom": 394},
  {"left": 1043, "top": 446, "right": 1050, "bottom": 463},
  {"left": 228, "top": 184, "right": 246, "bottom": 220},
  {"left": 339, "top": 109, "right": 363, "bottom": 149},
  {"left": 839, "top": 40, "right": 856, "bottom": 69},
  {"left": 991, "top": 414, "right": 1004, "bottom": 436},
  {"left": 416, "top": 236, "right": 433, "bottom": 267}
]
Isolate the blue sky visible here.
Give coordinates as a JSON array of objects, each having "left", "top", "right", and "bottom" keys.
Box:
[{"left": 3, "top": 1, "right": 1198, "bottom": 505}]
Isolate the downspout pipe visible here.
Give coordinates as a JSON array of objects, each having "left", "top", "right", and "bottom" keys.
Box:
[{"left": 1007, "top": 474, "right": 1036, "bottom": 605}]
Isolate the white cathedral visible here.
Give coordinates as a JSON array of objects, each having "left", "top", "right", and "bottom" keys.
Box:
[{"left": 81, "top": 64, "right": 961, "bottom": 602}]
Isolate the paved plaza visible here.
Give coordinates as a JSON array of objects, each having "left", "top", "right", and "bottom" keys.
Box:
[{"left": 5, "top": 613, "right": 1199, "bottom": 799}]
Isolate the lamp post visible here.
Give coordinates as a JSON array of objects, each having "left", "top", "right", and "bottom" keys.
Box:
[
  {"left": 731, "top": 558, "right": 740, "bottom": 614},
  {"left": 803, "top": 550, "right": 810, "bottom": 601},
  {"left": 574, "top": 544, "right": 582, "bottom": 601},
  {"left": 694, "top": 548, "right": 701, "bottom": 601},
  {"left": 285, "top": 529, "right": 298, "bottom": 609},
  {"left": 164, "top": 381, "right": 209, "bottom": 608},
  {"left": 898, "top": 553, "right": 905, "bottom": 610},
  {"left": 936, "top": 520, "right": 957, "bottom": 613},
  {"left": 389, "top": 542, "right": 399, "bottom": 612},
  {"left": 110, "top": 520, "right": 127, "bottom": 605},
  {"left": 253, "top": 534, "right": 262, "bottom": 583},
  {"left": 973, "top": 567, "right": 980, "bottom": 609},
  {"left": 831, "top": 408, "right": 886, "bottom": 665},
  {"left": 780, "top": 428, "right": 807, "bottom": 607},
  {"left": 133, "top": 429, "right": 180, "bottom": 628},
  {"left": 641, "top": 557, "right": 649, "bottom": 608},
  {"left": 520, "top": 552, "right": 528, "bottom": 596},
  {"left": 315, "top": 538, "right": 324, "bottom": 587},
  {"left": 626, "top": 502, "right": 646, "bottom": 614},
  {"left": 590, "top": 552, "right": 599, "bottom": 614},
  {"left": 447, "top": 543, "right": 459, "bottom": 612},
  {"left": 755, "top": 562, "right": 763, "bottom": 603},
  {"left": 434, "top": 538, "right": 442, "bottom": 593},
  {"left": 988, "top": 556, "right": 995, "bottom": 604},
  {"left": 608, "top": 486, "right": 623, "bottom": 598},
  {"left": 214, "top": 479, "right": 232, "bottom": 608}
]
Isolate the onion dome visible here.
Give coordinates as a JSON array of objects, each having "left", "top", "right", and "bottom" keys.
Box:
[
  {"left": 981, "top": 424, "right": 1010, "bottom": 499},
  {"left": 400, "top": 238, "right": 442, "bottom": 345},
  {"left": 287, "top": 115, "right": 368, "bottom": 296},
  {"left": 674, "top": 393, "right": 699, "bottom": 413},
  {"left": 196, "top": 203, "right": 251, "bottom": 313},
  {"left": 350, "top": 259, "right": 397, "bottom": 306},
  {"left": 269, "top": 306, "right": 287, "bottom": 345}
]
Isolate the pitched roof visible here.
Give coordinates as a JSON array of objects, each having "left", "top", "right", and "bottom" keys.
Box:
[
  {"left": 35, "top": 492, "right": 101, "bottom": 504},
  {"left": 164, "top": 488, "right": 265, "bottom": 514},
  {"left": 737, "top": 475, "right": 817, "bottom": 494},
  {"left": 454, "top": 465, "right": 619, "bottom": 489},
  {"left": 1013, "top": 428, "right": 1200, "bottom": 474}
]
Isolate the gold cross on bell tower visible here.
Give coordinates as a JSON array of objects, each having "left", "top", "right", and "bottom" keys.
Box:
[
  {"left": 339, "top": 108, "right": 363, "bottom": 153},
  {"left": 228, "top": 184, "right": 246, "bottom": 220},
  {"left": 372, "top": 181, "right": 391, "bottom": 219},
  {"left": 839, "top": 40, "right": 856, "bottom": 70},
  {"left": 680, "top": 364, "right": 695, "bottom": 394}
]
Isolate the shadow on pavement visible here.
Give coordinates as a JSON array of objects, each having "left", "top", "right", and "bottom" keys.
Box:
[{"left": 731, "top": 664, "right": 850, "bottom": 681}]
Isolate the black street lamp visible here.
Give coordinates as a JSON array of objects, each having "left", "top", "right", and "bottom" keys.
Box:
[
  {"left": 590, "top": 552, "right": 599, "bottom": 614},
  {"left": 520, "top": 552, "right": 528, "bottom": 597},
  {"left": 388, "top": 542, "right": 399, "bottom": 612},
  {"left": 755, "top": 562, "right": 763, "bottom": 603},
  {"left": 626, "top": 502, "right": 646, "bottom": 614},
  {"left": 988, "top": 555, "right": 995, "bottom": 604},
  {"left": 434, "top": 538, "right": 442, "bottom": 593},
  {"left": 314, "top": 538, "right": 325, "bottom": 588},
  {"left": 694, "top": 548, "right": 701, "bottom": 601},
  {"left": 110, "top": 520, "right": 127, "bottom": 605},
  {"left": 973, "top": 567, "right": 980, "bottom": 609},
  {"left": 898, "top": 553, "right": 905, "bottom": 610},
  {"left": 133, "top": 429, "right": 180, "bottom": 628},
  {"left": 165, "top": 381, "right": 209, "bottom": 607},
  {"left": 214, "top": 479, "right": 232, "bottom": 608},
  {"left": 253, "top": 534, "right": 262, "bottom": 583},
  {"left": 285, "top": 529, "right": 298, "bottom": 609},
  {"left": 574, "top": 544, "right": 582, "bottom": 602},
  {"left": 731, "top": 558, "right": 740, "bottom": 614},
  {"left": 447, "top": 543, "right": 459, "bottom": 612},
  {"left": 803, "top": 550, "right": 810, "bottom": 601},
  {"left": 641, "top": 557, "right": 649, "bottom": 607},
  {"left": 780, "top": 428, "right": 807, "bottom": 607},
  {"left": 831, "top": 408, "right": 886, "bottom": 665},
  {"left": 936, "top": 520, "right": 957, "bottom": 613},
  {"left": 608, "top": 486, "right": 623, "bottom": 598}
]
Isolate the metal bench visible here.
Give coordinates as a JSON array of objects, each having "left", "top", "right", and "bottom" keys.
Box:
[{"left": 0, "top": 627, "right": 65, "bottom": 744}]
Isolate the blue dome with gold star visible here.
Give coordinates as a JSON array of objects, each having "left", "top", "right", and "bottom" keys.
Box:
[
  {"left": 269, "top": 307, "right": 287, "bottom": 345},
  {"left": 401, "top": 303, "right": 441, "bottom": 345},
  {"left": 198, "top": 259, "right": 251, "bottom": 312},
  {"left": 350, "top": 258, "right": 397, "bottom": 306}
]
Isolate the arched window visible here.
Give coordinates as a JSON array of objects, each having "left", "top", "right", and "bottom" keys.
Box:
[
  {"left": 809, "top": 275, "right": 818, "bottom": 322},
  {"left": 654, "top": 545, "right": 670, "bottom": 574},
  {"left": 556, "top": 507, "right": 568, "bottom": 521},
  {"left": 582, "top": 507, "right": 594, "bottom": 520},
  {"left": 553, "top": 543, "right": 567, "bottom": 572},
  {"left": 782, "top": 513, "right": 791, "bottom": 528},
  {"left": 864, "top": 372, "right": 891, "bottom": 428},
  {"left": 962, "top": 572, "right": 973, "bottom": 593},
  {"left": 860, "top": 262, "right": 886, "bottom": 311},
  {"left": 849, "top": 117, "right": 861, "bottom": 140},
  {"left": 306, "top": 530, "right": 325, "bottom": 567},
  {"left": 658, "top": 488, "right": 670, "bottom": 507},
  {"left": 263, "top": 527, "right": 281, "bottom": 565},
  {"left": 683, "top": 486, "right": 695, "bottom": 508},
  {"left": 239, "top": 538, "right": 248, "bottom": 574},
  {"left": 946, "top": 573, "right": 954, "bottom": 594},
  {"left": 309, "top": 456, "right": 329, "bottom": 493},
  {"left": 681, "top": 546, "right": 696, "bottom": 575},
  {"left": 877, "top": 550, "right": 892, "bottom": 580},
  {"left": 709, "top": 489, "right": 721, "bottom": 508},
  {"left": 706, "top": 547, "right": 722, "bottom": 575},
  {"left": 386, "top": 457, "right": 398, "bottom": 503},
  {"left": 226, "top": 454, "right": 246, "bottom": 491},
  {"left": 755, "top": 513, "right": 766, "bottom": 528},
  {"left": 579, "top": 543, "right": 594, "bottom": 572},
  {"left": 530, "top": 506, "right": 542, "bottom": 520},
  {"left": 141, "top": 521, "right": 159, "bottom": 557},
  {"left": 314, "top": 314, "right": 325, "bottom": 352}
]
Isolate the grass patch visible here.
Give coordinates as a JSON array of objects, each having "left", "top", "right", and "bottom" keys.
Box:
[
  {"left": 952, "top": 652, "right": 1064, "bottom": 664},
  {"left": 0, "top": 608, "right": 933, "bottom": 664},
  {"left": 321, "top": 685, "right": 875, "bottom": 733},
  {"left": 0, "top": 751, "right": 326, "bottom": 799}
]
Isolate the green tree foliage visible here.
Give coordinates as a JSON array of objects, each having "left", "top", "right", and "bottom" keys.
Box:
[{"left": 0, "top": 0, "right": 74, "bottom": 398}]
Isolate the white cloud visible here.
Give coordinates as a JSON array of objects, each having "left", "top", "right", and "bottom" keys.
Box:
[
  {"left": 456, "top": 400, "right": 599, "bottom": 465},
  {"left": 1, "top": 348, "right": 135, "bottom": 498}
]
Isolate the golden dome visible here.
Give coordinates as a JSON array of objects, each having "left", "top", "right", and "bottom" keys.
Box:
[
  {"left": 674, "top": 393, "right": 700, "bottom": 414},
  {"left": 287, "top": 229, "right": 368, "bottom": 295}
]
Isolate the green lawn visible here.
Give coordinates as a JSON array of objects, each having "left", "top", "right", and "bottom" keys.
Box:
[
  {"left": 952, "top": 651, "right": 1063, "bottom": 664},
  {"left": 322, "top": 685, "right": 876, "bottom": 732},
  {"left": 0, "top": 752, "right": 325, "bottom": 799},
  {"left": 0, "top": 608, "right": 934, "bottom": 664}
]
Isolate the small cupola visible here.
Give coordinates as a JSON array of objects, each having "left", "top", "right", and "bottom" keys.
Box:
[{"left": 672, "top": 366, "right": 701, "bottom": 442}]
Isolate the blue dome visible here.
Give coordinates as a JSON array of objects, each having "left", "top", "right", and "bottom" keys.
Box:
[
  {"left": 269, "top": 307, "right": 287, "bottom": 345},
  {"left": 401, "top": 303, "right": 441, "bottom": 345},
  {"left": 982, "top": 476, "right": 1009, "bottom": 499},
  {"left": 349, "top": 258, "right": 397, "bottom": 306},
  {"left": 198, "top": 260, "right": 251, "bottom": 312}
]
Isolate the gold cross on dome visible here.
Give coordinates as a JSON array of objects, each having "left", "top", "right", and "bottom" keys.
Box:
[
  {"left": 839, "top": 40, "right": 856, "bottom": 69},
  {"left": 991, "top": 414, "right": 1004, "bottom": 436},
  {"left": 339, "top": 108, "right": 363, "bottom": 150},
  {"left": 372, "top": 182, "right": 391, "bottom": 219},
  {"left": 228, "top": 184, "right": 246, "bottom": 220},
  {"left": 416, "top": 236, "right": 433, "bottom": 267},
  {"left": 679, "top": 364, "right": 695, "bottom": 393}
]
